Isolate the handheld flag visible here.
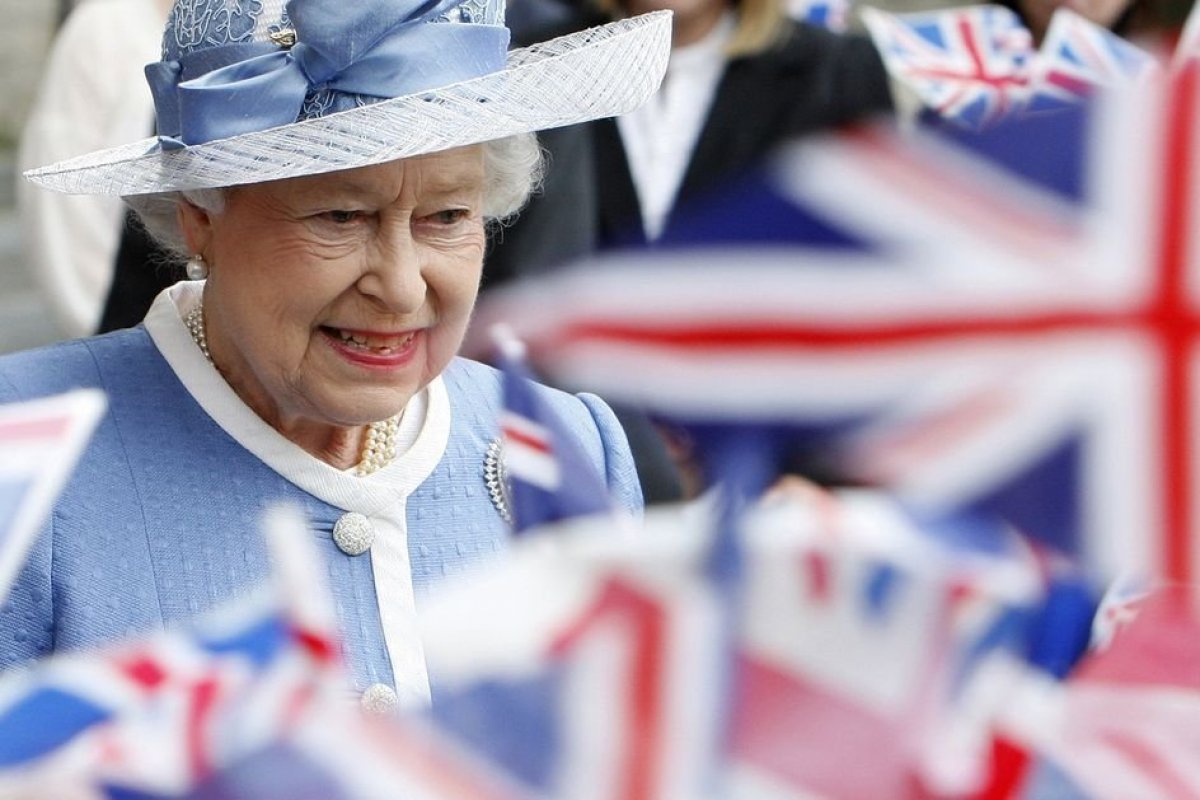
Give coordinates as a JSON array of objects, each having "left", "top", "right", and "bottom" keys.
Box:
[
  {"left": 0, "top": 390, "right": 105, "bottom": 604},
  {"left": 862, "top": 4, "right": 1158, "bottom": 128},
  {"left": 474, "top": 69, "right": 1200, "bottom": 586},
  {"left": 0, "top": 505, "right": 342, "bottom": 796},
  {"left": 861, "top": 4, "right": 1035, "bottom": 129},
  {"left": 493, "top": 326, "right": 616, "bottom": 533},
  {"left": 1026, "top": 8, "right": 1159, "bottom": 113},
  {"left": 416, "top": 487, "right": 1095, "bottom": 799}
]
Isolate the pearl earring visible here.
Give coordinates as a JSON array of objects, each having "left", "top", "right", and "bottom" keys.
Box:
[{"left": 186, "top": 254, "right": 208, "bottom": 281}]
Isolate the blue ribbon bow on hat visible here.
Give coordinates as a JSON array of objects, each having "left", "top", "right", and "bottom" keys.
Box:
[{"left": 146, "top": 0, "right": 510, "bottom": 148}]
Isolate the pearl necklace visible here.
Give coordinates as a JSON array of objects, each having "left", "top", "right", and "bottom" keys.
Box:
[{"left": 184, "top": 305, "right": 401, "bottom": 477}]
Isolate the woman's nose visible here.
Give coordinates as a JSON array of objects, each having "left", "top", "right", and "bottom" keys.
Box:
[{"left": 356, "top": 227, "right": 427, "bottom": 314}]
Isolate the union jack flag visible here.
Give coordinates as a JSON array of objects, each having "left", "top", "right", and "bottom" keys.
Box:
[
  {"left": 420, "top": 508, "right": 726, "bottom": 799},
  {"left": 1026, "top": 8, "right": 1160, "bottom": 114},
  {"left": 475, "top": 65, "right": 1200, "bottom": 588},
  {"left": 494, "top": 327, "right": 617, "bottom": 533},
  {"left": 415, "top": 488, "right": 1093, "bottom": 799},
  {"left": 0, "top": 390, "right": 104, "bottom": 604},
  {"left": 0, "top": 506, "right": 346, "bottom": 796},
  {"left": 990, "top": 581, "right": 1200, "bottom": 800},
  {"left": 861, "top": 5, "right": 1035, "bottom": 129}
]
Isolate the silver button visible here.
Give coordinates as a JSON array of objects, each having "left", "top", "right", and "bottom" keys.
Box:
[
  {"left": 360, "top": 682, "right": 398, "bottom": 715},
  {"left": 333, "top": 512, "right": 375, "bottom": 556}
]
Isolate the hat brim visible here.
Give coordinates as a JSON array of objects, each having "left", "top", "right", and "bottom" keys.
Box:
[{"left": 24, "top": 11, "right": 671, "bottom": 196}]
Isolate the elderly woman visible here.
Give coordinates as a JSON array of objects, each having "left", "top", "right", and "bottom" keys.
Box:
[{"left": 0, "top": 0, "right": 669, "bottom": 710}]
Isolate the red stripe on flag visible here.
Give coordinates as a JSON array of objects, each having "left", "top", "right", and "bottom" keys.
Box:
[
  {"left": 503, "top": 424, "right": 553, "bottom": 457},
  {"left": 1044, "top": 70, "right": 1094, "bottom": 97},
  {"left": 904, "top": 65, "right": 1027, "bottom": 88},
  {"left": 187, "top": 677, "right": 220, "bottom": 779},
  {"left": 281, "top": 681, "right": 318, "bottom": 731},
  {"left": 549, "top": 578, "right": 667, "bottom": 800},
  {"left": 1155, "top": 61, "right": 1198, "bottom": 585},
  {"left": 292, "top": 625, "right": 337, "bottom": 666},
  {"left": 617, "top": 582, "right": 666, "bottom": 800},
  {"left": 801, "top": 551, "right": 831, "bottom": 602},
  {"left": 0, "top": 416, "right": 71, "bottom": 442},
  {"left": 118, "top": 654, "right": 168, "bottom": 691},
  {"left": 975, "top": 735, "right": 1032, "bottom": 800},
  {"left": 548, "top": 311, "right": 1180, "bottom": 352},
  {"left": 958, "top": 16, "right": 1026, "bottom": 92}
]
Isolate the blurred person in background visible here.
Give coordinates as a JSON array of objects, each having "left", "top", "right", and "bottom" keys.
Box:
[
  {"left": 17, "top": 0, "right": 172, "bottom": 339},
  {"left": 488, "top": 0, "right": 894, "bottom": 279},
  {"left": 485, "top": 0, "right": 896, "bottom": 502}
]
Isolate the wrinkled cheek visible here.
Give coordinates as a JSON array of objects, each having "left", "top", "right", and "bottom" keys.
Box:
[
  {"left": 427, "top": 276, "right": 480, "bottom": 375},
  {"left": 427, "top": 318, "right": 472, "bottom": 381}
]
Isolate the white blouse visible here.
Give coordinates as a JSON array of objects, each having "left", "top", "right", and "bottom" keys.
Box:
[
  {"left": 617, "top": 12, "right": 735, "bottom": 241},
  {"left": 144, "top": 281, "right": 450, "bottom": 708}
]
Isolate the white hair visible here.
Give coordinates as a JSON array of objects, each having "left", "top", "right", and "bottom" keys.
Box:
[{"left": 124, "top": 133, "right": 543, "bottom": 255}]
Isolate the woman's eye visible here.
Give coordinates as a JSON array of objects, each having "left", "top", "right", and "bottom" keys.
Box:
[{"left": 429, "top": 209, "right": 470, "bottom": 225}]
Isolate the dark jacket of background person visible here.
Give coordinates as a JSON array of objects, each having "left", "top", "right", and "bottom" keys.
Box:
[
  {"left": 485, "top": 11, "right": 894, "bottom": 287},
  {"left": 99, "top": 211, "right": 180, "bottom": 333}
]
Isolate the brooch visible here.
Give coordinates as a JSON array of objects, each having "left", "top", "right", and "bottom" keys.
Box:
[
  {"left": 484, "top": 437, "right": 513, "bottom": 526},
  {"left": 269, "top": 28, "right": 297, "bottom": 48}
]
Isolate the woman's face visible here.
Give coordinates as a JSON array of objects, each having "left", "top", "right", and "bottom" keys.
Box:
[{"left": 180, "top": 146, "right": 487, "bottom": 434}]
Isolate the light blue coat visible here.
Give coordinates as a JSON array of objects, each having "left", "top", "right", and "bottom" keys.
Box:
[{"left": 0, "top": 328, "right": 641, "bottom": 694}]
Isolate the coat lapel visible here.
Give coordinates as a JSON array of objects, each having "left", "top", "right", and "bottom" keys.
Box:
[{"left": 593, "top": 116, "right": 648, "bottom": 247}]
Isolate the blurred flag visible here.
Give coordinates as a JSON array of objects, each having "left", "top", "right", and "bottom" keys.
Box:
[
  {"left": 0, "top": 503, "right": 540, "bottom": 799},
  {"left": 416, "top": 488, "right": 1093, "bottom": 799},
  {"left": 729, "top": 491, "right": 1097, "bottom": 799},
  {"left": 420, "top": 507, "right": 726, "bottom": 800},
  {"left": 996, "top": 584, "right": 1200, "bottom": 800},
  {"left": 0, "top": 390, "right": 105, "bottom": 604},
  {"left": 0, "top": 506, "right": 346, "bottom": 796},
  {"left": 475, "top": 64, "right": 1200, "bottom": 586},
  {"left": 861, "top": 5, "right": 1035, "bottom": 129},
  {"left": 1026, "top": 8, "right": 1159, "bottom": 114},
  {"left": 863, "top": 4, "right": 1159, "bottom": 128},
  {"left": 493, "top": 326, "right": 617, "bottom": 533}
]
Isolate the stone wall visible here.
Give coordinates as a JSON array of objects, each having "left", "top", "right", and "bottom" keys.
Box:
[
  {"left": 0, "top": 0, "right": 58, "bottom": 149},
  {"left": 0, "top": 0, "right": 61, "bottom": 355}
]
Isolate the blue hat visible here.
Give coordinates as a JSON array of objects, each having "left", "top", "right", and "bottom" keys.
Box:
[{"left": 25, "top": 0, "right": 671, "bottom": 196}]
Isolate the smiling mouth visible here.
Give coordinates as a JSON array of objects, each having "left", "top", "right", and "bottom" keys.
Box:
[{"left": 321, "top": 326, "right": 418, "bottom": 355}]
